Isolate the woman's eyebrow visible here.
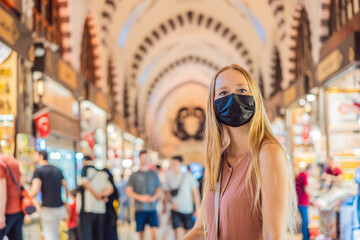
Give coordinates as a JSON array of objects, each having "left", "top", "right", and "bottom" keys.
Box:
[
  {"left": 216, "top": 86, "right": 229, "bottom": 92},
  {"left": 236, "top": 83, "right": 248, "bottom": 87}
]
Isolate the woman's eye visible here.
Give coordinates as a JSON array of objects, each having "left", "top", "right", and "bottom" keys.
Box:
[
  {"left": 219, "top": 91, "right": 228, "bottom": 96},
  {"left": 238, "top": 89, "right": 247, "bottom": 94}
]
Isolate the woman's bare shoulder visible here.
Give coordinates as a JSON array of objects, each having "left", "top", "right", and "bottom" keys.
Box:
[{"left": 259, "top": 141, "right": 287, "bottom": 169}]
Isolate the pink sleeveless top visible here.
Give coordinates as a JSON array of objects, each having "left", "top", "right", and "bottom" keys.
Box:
[{"left": 204, "top": 151, "right": 263, "bottom": 240}]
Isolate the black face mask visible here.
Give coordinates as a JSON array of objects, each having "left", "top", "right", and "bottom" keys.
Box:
[{"left": 213, "top": 94, "right": 255, "bottom": 127}]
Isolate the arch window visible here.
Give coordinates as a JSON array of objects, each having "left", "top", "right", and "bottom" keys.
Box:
[
  {"left": 329, "top": 0, "right": 360, "bottom": 35},
  {"left": 270, "top": 48, "right": 282, "bottom": 97},
  {"left": 33, "top": 0, "right": 63, "bottom": 52},
  {"left": 80, "top": 16, "right": 97, "bottom": 86},
  {"left": 295, "top": 9, "right": 312, "bottom": 81}
]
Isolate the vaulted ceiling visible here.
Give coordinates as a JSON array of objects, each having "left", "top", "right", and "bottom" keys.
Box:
[{"left": 78, "top": 0, "right": 323, "bottom": 160}]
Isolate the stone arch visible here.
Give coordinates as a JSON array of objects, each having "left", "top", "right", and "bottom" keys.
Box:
[
  {"left": 100, "top": 0, "right": 121, "bottom": 46},
  {"left": 320, "top": 0, "right": 360, "bottom": 42},
  {"left": 268, "top": 0, "right": 286, "bottom": 40},
  {"left": 137, "top": 55, "right": 219, "bottom": 133},
  {"left": 57, "top": 0, "right": 71, "bottom": 62},
  {"left": 128, "top": 10, "right": 254, "bottom": 81},
  {"left": 288, "top": 4, "right": 313, "bottom": 83},
  {"left": 270, "top": 47, "right": 283, "bottom": 97},
  {"left": 80, "top": 14, "right": 101, "bottom": 92}
]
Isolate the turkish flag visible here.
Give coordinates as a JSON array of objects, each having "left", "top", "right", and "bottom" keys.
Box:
[{"left": 33, "top": 109, "right": 50, "bottom": 138}]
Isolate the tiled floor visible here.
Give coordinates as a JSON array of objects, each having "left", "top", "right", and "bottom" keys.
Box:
[{"left": 117, "top": 222, "right": 304, "bottom": 240}]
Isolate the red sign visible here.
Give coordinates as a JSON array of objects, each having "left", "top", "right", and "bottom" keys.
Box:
[
  {"left": 83, "top": 132, "right": 95, "bottom": 150},
  {"left": 33, "top": 110, "right": 50, "bottom": 138},
  {"left": 302, "top": 124, "right": 311, "bottom": 145}
]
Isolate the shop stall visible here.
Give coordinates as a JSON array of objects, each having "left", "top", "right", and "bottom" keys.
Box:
[
  {"left": 0, "top": 2, "right": 34, "bottom": 156},
  {"left": 107, "top": 123, "right": 124, "bottom": 180},
  {"left": 0, "top": 43, "right": 17, "bottom": 156},
  {"left": 0, "top": 3, "right": 41, "bottom": 239},
  {"left": 316, "top": 32, "right": 360, "bottom": 183},
  {"left": 34, "top": 71, "right": 80, "bottom": 193},
  {"left": 324, "top": 67, "right": 360, "bottom": 182},
  {"left": 80, "top": 100, "right": 107, "bottom": 169},
  {"left": 310, "top": 31, "right": 360, "bottom": 239},
  {"left": 286, "top": 93, "right": 325, "bottom": 170}
]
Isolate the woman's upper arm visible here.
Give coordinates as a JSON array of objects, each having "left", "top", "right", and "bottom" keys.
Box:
[{"left": 259, "top": 143, "right": 288, "bottom": 239}]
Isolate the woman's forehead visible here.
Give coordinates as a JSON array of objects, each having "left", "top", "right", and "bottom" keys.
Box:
[{"left": 215, "top": 69, "right": 248, "bottom": 89}]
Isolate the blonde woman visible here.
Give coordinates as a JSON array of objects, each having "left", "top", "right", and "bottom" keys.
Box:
[{"left": 183, "top": 64, "right": 297, "bottom": 240}]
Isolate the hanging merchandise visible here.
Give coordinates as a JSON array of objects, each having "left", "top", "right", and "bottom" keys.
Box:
[
  {"left": 83, "top": 131, "right": 95, "bottom": 150},
  {"left": 289, "top": 105, "right": 322, "bottom": 169},
  {"left": 107, "top": 124, "right": 124, "bottom": 180},
  {"left": 80, "top": 101, "right": 107, "bottom": 168}
]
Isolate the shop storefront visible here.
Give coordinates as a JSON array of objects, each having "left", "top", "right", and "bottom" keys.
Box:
[
  {"left": 0, "top": 43, "right": 18, "bottom": 156},
  {"left": 0, "top": 3, "right": 34, "bottom": 158},
  {"left": 287, "top": 95, "right": 325, "bottom": 170},
  {"left": 31, "top": 48, "right": 82, "bottom": 193},
  {"left": 107, "top": 123, "right": 124, "bottom": 180},
  {"left": 0, "top": 3, "right": 41, "bottom": 239},
  {"left": 266, "top": 92, "right": 288, "bottom": 151},
  {"left": 120, "top": 132, "right": 146, "bottom": 176},
  {"left": 80, "top": 100, "right": 107, "bottom": 169},
  {"left": 282, "top": 75, "right": 328, "bottom": 238},
  {"left": 283, "top": 84, "right": 326, "bottom": 171},
  {"left": 309, "top": 31, "right": 360, "bottom": 239},
  {"left": 317, "top": 32, "right": 360, "bottom": 182},
  {"left": 324, "top": 68, "right": 360, "bottom": 182}
]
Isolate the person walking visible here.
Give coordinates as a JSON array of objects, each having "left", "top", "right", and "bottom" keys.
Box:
[
  {"left": 78, "top": 156, "right": 114, "bottom": 240},
  {"left": 164, "top": 156, "right": 200, "bottom": 240},
  {"left": 126, "top": 150, "right": 162, "bottom": 240},
  {"left": 296, "top": 164, "right": 311, "bottom": 240},
  {"left": 321, "top": 157, "right": 343, "bottom": 188},
  {"left": 67, "top": 190, "right": 80, "bottom": 240},
  {"left": 103, "top": 168, "right": 119, "bottom": 240},
  {"left": 30, "top": 150, "right": 69, "bottom": 240},
  {"left": 0, "top": 149, "right": 24, "bottom": 240},
  {"left": 116, "top": 174, "right": 130, "bottom": 224},
  {"left": 183, "top": 64, "right": 297, "bottom": 240}
]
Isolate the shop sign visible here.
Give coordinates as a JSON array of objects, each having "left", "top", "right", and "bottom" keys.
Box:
[
  {"left": 0, "top": 4, "right": 33, "bottom": 60},
  {"left": 0, "top": 7, "right": 19, "bottom": 45},
  {"left": 316, "top": 32, "right": 360, "bottom": 84},
  {"left": 33, "top": 109, "right": 51, "bottom": 138},
  {"left": 80, "top": 101, "right": 106, "bottom": 131},
  {"left": 0, "top": 43, "right": 12, "bottom": 64},
  {"left": 83, "top": 131, "right": 95, "bottom": 150},
  {"left": 56, "top": 60, "right": 78, "bottom": 89},
  {"left": 316, "top": 49, "right": 343, "bottom": 84},
  {"left": 327, "top": 91, "right": 360, "bottom": 130},
  {"left": 44, "top": 50, "right": 79, "bottom": 94},
  {"left": 0, "top": 51, "right": 17, "bottom": 116},
  {"left": 284, "top": 84, "right": 297, "bottom": 106},
  {"left": 329, "top": 131, "right": 360, "bottom": 156}
]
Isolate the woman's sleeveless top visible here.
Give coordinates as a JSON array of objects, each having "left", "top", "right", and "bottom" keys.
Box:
[{"left": 204, "top": 151, "right": 263, "bottom": 240}]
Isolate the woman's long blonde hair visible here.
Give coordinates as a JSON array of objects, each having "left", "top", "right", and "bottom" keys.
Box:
[{"left": 195, "top": 64, "right": 297, "bottom": 234}]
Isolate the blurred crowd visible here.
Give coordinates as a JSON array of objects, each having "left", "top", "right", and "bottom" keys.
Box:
[{"left": 0, "top": 148, "right": 203, "bottom": 240}]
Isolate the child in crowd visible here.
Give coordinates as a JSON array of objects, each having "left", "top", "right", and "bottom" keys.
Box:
[{"left": 67, "top": 190, "right": 80, "bottom": 240}]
